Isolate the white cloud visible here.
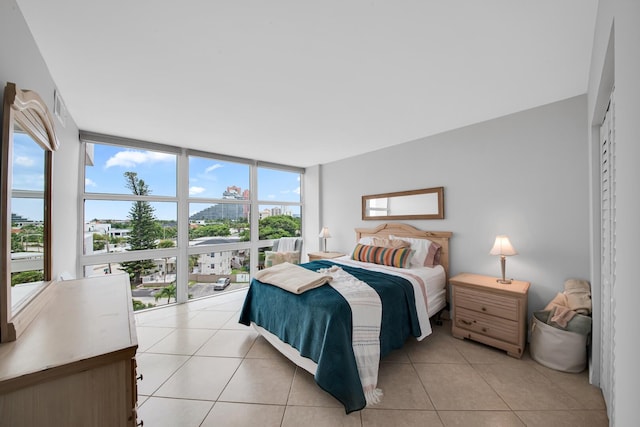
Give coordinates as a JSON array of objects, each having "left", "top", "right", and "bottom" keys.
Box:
[
  {"left": 205, "top": 163, "right": 223, "bottom": 173},
  {"left": 189, "top": 186, "right": 206, "bottom": 196},
  {"left": 293, "top": 186, "right": 300, "bottom": 195},
  {"left": 14, "top": 156, "right": 34, "bottom": 167},
  {"left": 85, "top": 178, "right": 97, "bottom": 187},
  {"left": 105, "top": 150, "right": 174, "bottom": 168}
]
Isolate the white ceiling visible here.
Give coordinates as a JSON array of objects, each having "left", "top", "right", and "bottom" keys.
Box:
[{"left": 16, "top": 1, "right": 598, "bottom": 167}]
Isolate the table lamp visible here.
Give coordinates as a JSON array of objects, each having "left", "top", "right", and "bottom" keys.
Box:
[
  {"left": 319, "top": 227, "right": 331, "bottom": 252},
  {"left": 489, "top": 235, "right": 517, "bottom": 284}
]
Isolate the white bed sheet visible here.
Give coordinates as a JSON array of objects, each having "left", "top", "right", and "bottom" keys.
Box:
[
  {"left": 251, "top": 257, "right": 448, "bottom": 377},
  {"left": 328, "top": 256, "right": 446, "bottom": 339}
]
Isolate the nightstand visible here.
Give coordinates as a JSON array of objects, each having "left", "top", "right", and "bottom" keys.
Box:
[
  {"left": 450, "top": 273, "right": 530, "bottom": 358},
  {"left": 308, "top": 251, "right": 345, "bottom": 261}
]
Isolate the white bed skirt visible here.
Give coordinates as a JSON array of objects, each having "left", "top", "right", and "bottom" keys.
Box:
[
  {"left": 252, "top": 323, "right": 318, "bottom": 375},
  {"left": 250, "top": 291, "right": 447, "bottom": 375}
]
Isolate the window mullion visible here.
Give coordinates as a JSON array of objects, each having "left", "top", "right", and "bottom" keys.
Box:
[{"left": 176, "top": 148, "right": 189, "bottom": 303}]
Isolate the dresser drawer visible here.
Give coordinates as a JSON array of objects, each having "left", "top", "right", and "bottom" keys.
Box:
[
  {"left": 454, "top": 286, "right": 519, "bottom": 321},
  {"left": 455, "top": 306, "right": 518, "bottom": 344}
]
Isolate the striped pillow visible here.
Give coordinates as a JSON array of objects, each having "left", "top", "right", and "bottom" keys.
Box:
[{"left": 351, "top": 243, "right": 413, "bottom": 268}]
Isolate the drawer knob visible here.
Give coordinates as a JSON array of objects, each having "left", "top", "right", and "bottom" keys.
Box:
[
  {"left": 482, "top": 327, "right": 487, "bottom": 332},
  {"left": 481, "top": 307, "right": 487, "bottom": 312}
]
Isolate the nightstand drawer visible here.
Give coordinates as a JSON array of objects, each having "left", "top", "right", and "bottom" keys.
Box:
[
  {"left": 455, "top": 307, "right": 518, "bottom": 344},
  {"left": 454, "top": 286, "right": 518, "bottom": 321}
]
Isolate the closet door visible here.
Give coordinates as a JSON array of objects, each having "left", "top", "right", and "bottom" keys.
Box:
[{"left": 599, "top": 91, "right": 615, "bottom": 418}]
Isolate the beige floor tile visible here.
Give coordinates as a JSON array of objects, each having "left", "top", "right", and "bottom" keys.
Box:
[
  {"left": 136, "top": 310, "right": 200, "bottom": 328},
  {"left": 201, "top": 401, "right": 285, "bottom": 427},
  {"left": 135, "top": 353, "right": 190, "bottom": 396},
  {"left": 204, "top": 298, "right": 247, "bottom": 312},
  {"left": 184, "top": 298, "right": 223, "bottom": 311},
  {"left": 362, "top": 408, "right": 442, "bottom": 427},
  {"left": 137, "top": 396, "right": 213, "bottom": 427},
  {"left": 287, "top": 368, "right": 342, "bottom": 408},
  {"left": 382, "top": 346, "right": 411, "bottom": 363},
  {"left": 184, "top": 310, "right": 237, "bottom": 329},
  {"left": 146, "top": 327, "right": 216, "bottom": 355},
  {"left": 405, "top": 332, "right": 468, "bottom": 364},
  {"left": 515, "top": 410, "right": 609, "bottom": 426},
  {"left": 438, "top": 410, "right": 525, "bottom": 426},
  {"left": 195, "top": 329, "right": 258, "bottom": 357},
  {"left": 245, "top": 335, "right": 290, "bottom": 359},
  {"left": 474, "top": 362, "right": 583, "bottom": 410},
  {"left": 281, "top": 406, "right": 361, "bottom": 427},
  {"left": 154, "top": 356, "right": 242, "bottom": 401},
  {"left": 221, "top": 311, "right": 253, "bottom": 330},
  {"left": 531, "top": 362, "right": 607, "bottom": 409},
  {"left": 189, "top": 289, "right": 248, "bottom": 311},
  {"left": 132, "top": 292, "right": 609, "bottom": 425},
  {"left": 452, "top": 336, "right": 517, "bottom": 364},
  {"left": 375, "top": 363, "right": 434, "bottom": 410},
  {"left": 415, "top": 363, "right": 508, "bottom": 410},
  {"left": 137, "top": 394, "right": 150, "bottom": 407},
  {"left": 135, "top": 325, "right": 175, "bottom": 352},
  {"left": 219, "top": 357, "right": 295, "bottom": 405}
]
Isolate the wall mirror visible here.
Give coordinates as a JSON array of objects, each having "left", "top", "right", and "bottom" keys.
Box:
[
  {"left": 1, "top": 82, "right": 59, "bottom": 342},
  {"left": 362, "top": 187, "right": 444, "bottom": 220}
]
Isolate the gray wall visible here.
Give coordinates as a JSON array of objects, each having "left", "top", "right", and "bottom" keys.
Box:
[
  {"left": 321, "top": 95, "right": 589, "bottom": 318},
  {"left": 1, "top": 0, "right": 80, "bottom": 279}
]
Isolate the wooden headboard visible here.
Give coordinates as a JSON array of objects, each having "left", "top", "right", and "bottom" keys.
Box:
[{"left": 354, "top": 223, "right": 453, "bottom": 280}]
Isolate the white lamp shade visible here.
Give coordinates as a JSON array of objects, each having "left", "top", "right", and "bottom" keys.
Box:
[
  {"left": 318, "top": 227, "right": 331, "bottom": 238},
  {"left": 489, "top": 235, "right": 517, "bottom": 256}
]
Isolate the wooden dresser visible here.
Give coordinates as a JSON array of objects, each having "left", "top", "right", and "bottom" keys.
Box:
[
  {"left": 0, "top": 274, "right": 139, "bottom": 426},
  {"left": 450, "top": 273, "right": 530, "bottom": 358}
]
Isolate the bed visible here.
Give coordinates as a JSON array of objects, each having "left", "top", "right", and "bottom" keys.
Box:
[{"left": 239, "top": 223, "right": 452, "bottom": 413}]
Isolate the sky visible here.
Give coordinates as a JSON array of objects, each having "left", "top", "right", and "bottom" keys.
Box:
[
  {"left": 82, "top": 143, "right": 301, "bottom": 222},
  {"left": 12, "top": 140, "right": 301, "bottom": 223},
  {"left": 11, "top": 132, "right": 45, "bottom": 221}
]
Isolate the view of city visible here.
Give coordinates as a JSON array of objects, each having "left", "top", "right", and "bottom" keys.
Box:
[{"left": 10, "top": 141, "right": 302, "bottom": 311}]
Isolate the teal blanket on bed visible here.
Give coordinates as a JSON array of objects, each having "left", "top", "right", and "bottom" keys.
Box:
[{"left": 238, "top": 260, "right": 421, "bottom": 413}]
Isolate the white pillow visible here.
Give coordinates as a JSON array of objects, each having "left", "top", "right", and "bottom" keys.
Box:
[
  {"left": 389, "top": 235, "right": 433, "bottom": 267},
  {"left": 358, "top": 236, "right": 374, "bottom": 245}
]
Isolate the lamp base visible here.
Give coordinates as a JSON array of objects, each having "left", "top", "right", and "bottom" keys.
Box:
[{"left": 497, "top": 256, "right": 511, "bottom": 284}]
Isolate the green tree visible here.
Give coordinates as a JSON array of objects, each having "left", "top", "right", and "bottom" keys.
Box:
[
  {"left": 120, "top": 172, "right": 158, "bottom": 286},
  {"left": 158, "top": 239, "right": 175, "bottom": 282},
  {"left": 10, "top": 232, "right": 22, "bottom": 252},
  {"left": 189, "top": 223, "right": 231, "bottom": 239},
  {"left": 93, "top": 232, "right": 107, "bottom": 251},
  {"left": 154, "top": 283, "right": 176, "bottom": 304},
  {"left": 132, "top": 299, "right": 156, "bottom": 311},
  {"left": 11, "top": 270, "right": 44, "bottom": 286},
  {"left": 258, "top": 215, "right": 300, "bottom": 240},
  {"left": 15, "top": 225, "right": 44, "bottom": 252},
  {"left": 189, "top": 254, "right": 199, "bottom": 273}
]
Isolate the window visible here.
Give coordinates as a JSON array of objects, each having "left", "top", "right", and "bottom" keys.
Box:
[
  {"left": 11, "top": 133, "right": 46, "bottom": 287},
  {"left": 79, "top": 133, "right": 304, "bottom": 310},
  {"left": 257, "top": 166, "right": 302, "bottom": 240}
]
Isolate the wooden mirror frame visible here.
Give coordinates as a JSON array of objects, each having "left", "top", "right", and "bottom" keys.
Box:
[
  {"left": 1, "top": 82, "right": 59, "bottom": 342},
  {"left": 362, "top": 187, "right": 444, "bottom": 220}
]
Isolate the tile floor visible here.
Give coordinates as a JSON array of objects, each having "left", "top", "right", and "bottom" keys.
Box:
[{"left": 134, "top": 289, "right": 609, "bottom": 427}]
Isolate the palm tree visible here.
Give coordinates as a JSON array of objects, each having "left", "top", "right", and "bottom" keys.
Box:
[
  {"left": 157, "top": 239, "right": 175, "bottom": 282},
  {"left": 154, "top": 283, "right": 176, "bottom": 304}
]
